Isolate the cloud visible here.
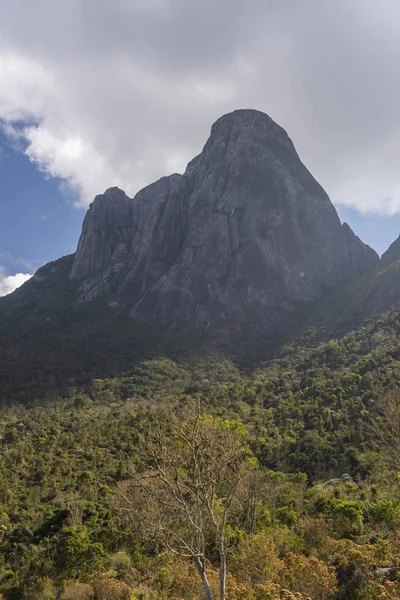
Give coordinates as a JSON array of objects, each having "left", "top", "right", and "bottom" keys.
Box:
[
  {"left": 0, "top": 267, "right": 32, "bottom": 296},
  {"left": 0, "top": 1, "right": 399, "bottom": 213}
]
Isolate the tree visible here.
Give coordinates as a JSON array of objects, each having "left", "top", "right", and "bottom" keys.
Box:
[
  {"left": 113, "top": 402, "right": 254, "bottom": 600},
  {"left": 54, "top": 526, "right": 106, "bottom": 579},
  {"left": 376, "top": 391, "right": 400, "bottom": 469}
]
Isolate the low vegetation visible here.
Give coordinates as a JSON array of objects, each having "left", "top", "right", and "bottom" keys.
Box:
[{"left": 2, "top": 306, "right": 400, "bottom": 598}]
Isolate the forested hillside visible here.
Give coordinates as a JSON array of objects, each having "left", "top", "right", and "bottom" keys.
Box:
[
  {"left": 0, "top": 255, "right": 205, "bottom": 404},
  {"left": 2, "top": 306, "right": 400, "bottom": 599},
  {"left": 299, "top": 254, "right": 400, "bottom": 341}
]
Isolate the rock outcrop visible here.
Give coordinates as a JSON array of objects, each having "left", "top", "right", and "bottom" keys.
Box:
[
  {"left": 381, "top": 235, "right": 400, "bottom": 265},
  {"left": 70, "top": 109, "right": 379, "bottom": 333},
  {"left": 342, "top": 222, "right": 380, "bottom": 276}
]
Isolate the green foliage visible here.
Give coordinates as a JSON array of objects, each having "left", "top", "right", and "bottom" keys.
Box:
[
  {"left": 154, "top": 567, "right": 173, "bottom": 591},
  {"left": 2, "top": 295, "right": 400, "bottom": 597},
  {"left": 330, "top": 499, "right": 365, "bottom": 536},
  {"left": 0, "top": 256, "right": 204, "bottom": 404},
  {"left": 276, "top": 506, "right": 298, "bottom": 526},
  {"left": 370, "top": 499, "right": 400, "bottom": 528},
  {"left": 330, "top": 499, "right": 364, "bottom": 523},
  {"left": 54, "top": 526, "right": 106, "bottom": 579},
  {"left": 109, "top": 552, "right": 132, "bottom": 578}
]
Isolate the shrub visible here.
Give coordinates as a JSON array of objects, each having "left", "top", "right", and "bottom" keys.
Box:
[
  {"left": 276, "top": 507, "right": 298, "bottom": 526},
  {"left": 278, "top": 553, "right": 337, "bottom": 600},
  {"left": 109, "top": 552, "right": 132, "bottom": 578},
  {"left": 253, "top": 583, "right": 308, "bottom": 599},
  {"left": 60, "top": 582, "right": 94, "bottom": 600},
  {"left": 154, "top": 567, "right": 173, "bottom": 591},
  {"left": 330, "top": 499, "right": 364, "bottom": 536},
  {"left": 93, "top": 578, "right": 132, "bottom": 600},
  {"left": 24, "top": 578, "right": 56, "bottom": 600},
  {"left": 371, "top": 500, "right": 400, "bottom": 529},
  {"left": 54, "top": 526, "right": 106, "bottom": 578}
]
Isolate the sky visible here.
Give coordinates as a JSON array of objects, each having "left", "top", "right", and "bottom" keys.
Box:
[{"left": 1, "top": 0, "right": 400, "bottom": 294}]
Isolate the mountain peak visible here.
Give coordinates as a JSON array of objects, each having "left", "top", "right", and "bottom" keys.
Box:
[
  {"left": 103, "top": 186, "right": 127, "bottom": 197},
  {"left": 211, "top": 107, "right": 286, "bottom": 131},
  {"left": 341, "top": 222, "right": 379, "bottom": 275},
  {"left": 382, "top": 234, "right": 400, "bottom": 264},
  {"left": 205, "top": 108, "right": 297, "bottom": 160},
  {"left": 70, "top": 110, "right": 379, "bottom": 333}
]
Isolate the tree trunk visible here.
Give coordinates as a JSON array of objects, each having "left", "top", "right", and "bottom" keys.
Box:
[
  {"left": 219, "top": 536, "right": 227, "bottom": 600},
  {"left": 194, "top": 556, "right": 214, "bottom": 600}
]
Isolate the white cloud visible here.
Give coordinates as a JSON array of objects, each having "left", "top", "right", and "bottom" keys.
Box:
[
  {"left": 0, "top": 1, "right": 399, "bottom": 213},
  {"left": 0, "top": 267, "right": 32, "bottom": 297}
]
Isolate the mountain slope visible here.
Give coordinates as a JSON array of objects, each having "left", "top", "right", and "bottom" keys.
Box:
[
  {"left": 300, "top": 240, "right": 400, "bottom": 340},
  {"left": 70, "top": 109, "right": 378, "bottom": 333},
  {"left": 0, "top": 257, "right": 202, "bottom": 403},
  {"left": 0, "top": 108, "right": 394, "bottom": 402},
  {"left": 2, "top": 302, "right": 400, "bottom": 599}
]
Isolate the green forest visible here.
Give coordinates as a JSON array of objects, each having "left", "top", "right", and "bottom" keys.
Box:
[{"left": 2, "top": 306, "right": 400, "bottom": 599}]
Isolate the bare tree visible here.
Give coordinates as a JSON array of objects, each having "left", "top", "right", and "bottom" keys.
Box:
[
  {"left": 375, "top": 390, "right": 400, "bottom": 470},
  {"left": 113, "top": 402, "right": 253, "bottom": 600},
  {"left": 233, "top": 468, "right": 267, "bottom": 537}
]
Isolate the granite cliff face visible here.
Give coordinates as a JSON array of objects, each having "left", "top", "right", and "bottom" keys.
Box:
[{"left": 70, "top": 109, "right": 379, "bottom": 333}]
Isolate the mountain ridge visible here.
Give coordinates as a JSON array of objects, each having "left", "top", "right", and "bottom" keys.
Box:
[
  {"left": 2, "top": 108, "right": 400, "bottom": 401},
  {"left": 69, "top": 108, "right": 378, "bottom": 333}
]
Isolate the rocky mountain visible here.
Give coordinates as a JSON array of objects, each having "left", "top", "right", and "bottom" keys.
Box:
[
  {"left": 381, "top": 234, "right": 400, "bottom": 265},
  {"left": 302, "top": 235, "right": 400, "bottom": 339},
  {"left": 69, "top": 109, "right": 378, "bottom": 334},
  {"left": 5, "top": 108, "right": 400, "bottom": 402}
]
